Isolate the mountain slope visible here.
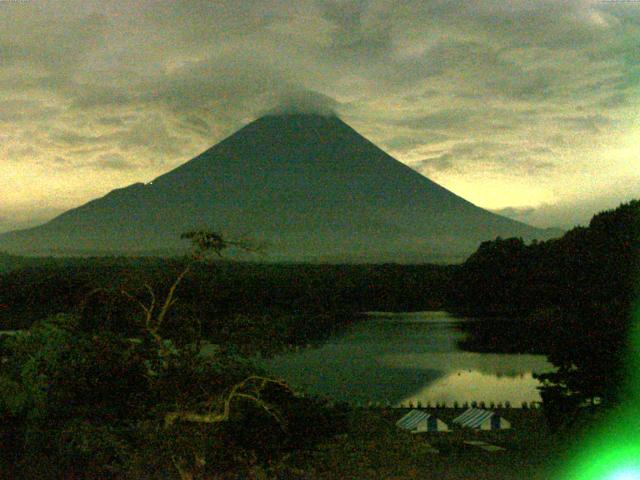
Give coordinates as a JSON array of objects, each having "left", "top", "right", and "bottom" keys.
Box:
[{"left": 0, "top": 114, "right": 558, "bottom": 262}]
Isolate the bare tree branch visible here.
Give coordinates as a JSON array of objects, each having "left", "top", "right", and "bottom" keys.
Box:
[
  {"left": 156, "top": 266, "right": 190, "bottom": 329},
  {"left": 164, "top": 376, "right": 291, "bottom": 429}
]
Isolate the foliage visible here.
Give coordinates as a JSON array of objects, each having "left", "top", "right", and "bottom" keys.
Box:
[
  {"left": 0, "top": 259, "right": 452, "bottom": 333},
  {"left": 0, "top": 310, "right": 340, "bottom": 478},
  {"left": 0, "top": 250, "right": 26, "bottom": 274},
  {"left": 0, "top": 231, "right": 347, "bottom": 478},
  {"left": 452, "top": 200, "right": 640, "bottom": 425},
  {"left": 0, "top": 314, "right": 148, "bottom": 477}
]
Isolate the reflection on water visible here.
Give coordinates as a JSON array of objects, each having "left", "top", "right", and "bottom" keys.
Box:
[
  {"left": 381, "top": 351, "right": 551, "bottom": 377},
  {"left": 400, "top": 370, "right": 543, "bottom": 407},
  {"left": 262, "top": 311, "right": 554, "bottom": 405}
]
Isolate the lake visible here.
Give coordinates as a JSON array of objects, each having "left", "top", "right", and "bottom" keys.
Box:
[{"left": 261, "top": 311, "right": 554, "bottom": 407}]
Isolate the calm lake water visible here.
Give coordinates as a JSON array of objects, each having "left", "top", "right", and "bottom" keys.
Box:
[{"left": 261, "top": 311, "right": 554, "bottom": 406}]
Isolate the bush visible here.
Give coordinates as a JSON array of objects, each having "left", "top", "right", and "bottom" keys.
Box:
[{"left": 0, "top": 310, "right": 343, "bottom": 478}]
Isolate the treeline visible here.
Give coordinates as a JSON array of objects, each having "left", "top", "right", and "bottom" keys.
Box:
[
  {"left": 0, "top": 251, "right": 28, "bottom": 274},
  {"left": 452, "top": 200, "right": 640, "bottom": 409},
  {"left": 451, "top": 201, "right": 639, "bottom": 318},
  {"left": 0, "top": 260, "right": 452, "bottom": 351}
]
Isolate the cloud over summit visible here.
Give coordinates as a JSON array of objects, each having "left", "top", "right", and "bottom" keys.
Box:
[{"left": 263, "top": 90, "right": 341, "bottom": 117}]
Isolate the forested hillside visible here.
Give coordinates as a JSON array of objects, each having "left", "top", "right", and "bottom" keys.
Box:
[{"left": 453, "top": 200, "right": 640, "bottom": 410}]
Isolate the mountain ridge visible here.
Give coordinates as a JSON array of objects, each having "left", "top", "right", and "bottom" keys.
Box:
[{"left": 0, "top": 113, "right": 559, "bottom": 262}]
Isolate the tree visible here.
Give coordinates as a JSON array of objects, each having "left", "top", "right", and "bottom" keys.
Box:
[
  {"left": 535, "top": 201, "right": 640, "bottom": 429},
  {"left": 0, "top": 231, "right": 324, "bottom": 479}
]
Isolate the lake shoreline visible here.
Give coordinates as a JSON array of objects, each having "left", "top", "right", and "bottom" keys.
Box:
[{"left": 262, "top": 311, "right": 553, "bottom": 406}]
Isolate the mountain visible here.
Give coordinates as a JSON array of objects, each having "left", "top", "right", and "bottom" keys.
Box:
[{"left": 0, "top": 114, "right": 559, "bottom": 262}]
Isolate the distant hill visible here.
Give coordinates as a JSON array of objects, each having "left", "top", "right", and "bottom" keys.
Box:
[{"left": 0, "top": 114, "right": 558, "bottom": 262}]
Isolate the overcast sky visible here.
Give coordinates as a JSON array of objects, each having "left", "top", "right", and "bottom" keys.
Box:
[{"left": 1, "top": 0, "right": 639, "bottom": 233}]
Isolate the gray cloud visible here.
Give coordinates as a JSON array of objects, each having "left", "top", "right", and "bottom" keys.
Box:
[
  {"left": 401, "top": 109, "right": 474, "bottom": 131},
  {"left": 49, "top": 131, "right": 109, "bottom": 147},
  {"left": 320, "top": 0, "right": 393, "bottom": 61},
  {"left": 0, "top": 0, "right": 638, "bottom": 230},
  {"left": 417, "top": 153, "right": 455, "bottom": 173},
  {"left": 492, "top": 206, "right": 537, "bottom": 218},
  {"left": 414, "top": 140, "right": 558, "bottom": 177},
  {"left": 492, "top": 188, "right": 640, "bottom": 230},
  {"left": 53, "top": 156, "right": 71, "bottom": 167},
  {"left": 180, "top": 115, "right": 211, "bottom": 135},
  {"left": 45, "top": 116, "right": 195, "bottom": 164},
  {"left": 95, "top": 115, "right": 135, "bottom": 127},
  {"left": 597, "top": 93, "right": 628, "bottom": 109},
  {"left": 94, "top": 153, "right": 136, "bottom": 171},
  {"left": 383, "top": 133, "right": 449, "bottom": 152},
  {"left": 263, "top": 90, "right": 342, "bottom": 116},
  {"left": 558, "top": 114, "right": 615, "bottom": 133},
  {"left": 5, "top": 145, "right": 39, "bottom": 161}
]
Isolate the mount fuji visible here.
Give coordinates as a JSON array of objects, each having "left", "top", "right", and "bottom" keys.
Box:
[{"left": 0, "top": 114, "right": 558, "bottom": 262}]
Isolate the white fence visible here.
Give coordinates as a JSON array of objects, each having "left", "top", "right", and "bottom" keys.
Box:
[{"left": 293, "top": 392, "right": 542, "bottom": 409}]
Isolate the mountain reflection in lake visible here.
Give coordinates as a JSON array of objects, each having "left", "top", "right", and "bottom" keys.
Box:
[{"left": 261, "top": 311, "right": 554, "bottom": 406}]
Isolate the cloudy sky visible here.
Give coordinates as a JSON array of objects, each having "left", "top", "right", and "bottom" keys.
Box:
[{"left": 1, "top": 0, "right": 639, "bottom": 233}]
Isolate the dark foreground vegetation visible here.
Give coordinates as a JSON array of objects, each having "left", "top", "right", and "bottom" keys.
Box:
[
  {"left": 0, "top": 313, "right": 595, "bottom": 479},
  {"left": 0, "top": 313, "right": 352, "bottom": 478},
  {"left": 0, "top": 200, "right": 638, "bottom": 478},
  {"left": 0, "top": 236, "right": 355, "bottom": 478},
  {"left": 452, "top": 200, "right": 640, "bottom": 423},
  {"left": 0, "top": 258, "right": 451, "bottom": 355}
]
